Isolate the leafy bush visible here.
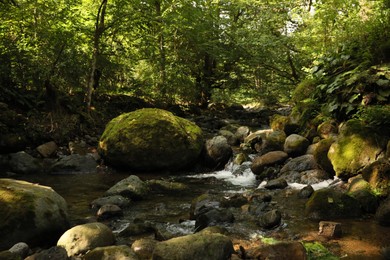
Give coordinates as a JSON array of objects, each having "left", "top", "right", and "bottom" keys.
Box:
[{"left": 354, "top": 105, "right": 390, "bottom": 127}]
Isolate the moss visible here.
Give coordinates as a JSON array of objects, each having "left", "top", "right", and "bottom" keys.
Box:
[
  {"left": 292, "top": 78, "right": 318, "bottom": 103},
  {"left": 99, "top": 108, "right": 203, "bottom": 171},
  {"left": 313, "top": 138, "right": 335, "bottom": 175},
  {"left": 303, "top": 242, "right": 338, "bottom": 260}
]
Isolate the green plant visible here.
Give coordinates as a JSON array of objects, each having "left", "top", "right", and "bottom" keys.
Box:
[{"left": 303, "top": 242, "right": 339, "bottom": 260}]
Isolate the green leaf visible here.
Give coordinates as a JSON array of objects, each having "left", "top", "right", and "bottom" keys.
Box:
[{"left": 376, "top": 79, "right": 390, "bottom": 87}]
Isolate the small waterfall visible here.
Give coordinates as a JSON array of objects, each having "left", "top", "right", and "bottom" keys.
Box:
[{"left": 186, "top": 159, "right": 257, "bottom": 188}]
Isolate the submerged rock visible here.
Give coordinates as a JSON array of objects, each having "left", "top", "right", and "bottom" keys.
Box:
[
  {"left": 0, "top": 179, "right": 69, "bottom": 250},
  {"left": 105, "top": 175, "right": 149, "bottom": 200},
  {"left": 98, "top": 108, "right": 203, "bottom": 171}
]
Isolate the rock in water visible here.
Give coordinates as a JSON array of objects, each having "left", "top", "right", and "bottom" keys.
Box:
[
  {"left": 0, "top": 179, "right": 69, "bottom": 250},
  {"left": 98, "top": 108, "right": 203, "bottom": 171}
]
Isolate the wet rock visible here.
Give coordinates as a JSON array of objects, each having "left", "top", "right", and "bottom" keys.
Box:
[
  {"left": 235, "top": 126, "right": 250, "bottom": 143},
  {"left": 0, "top": 250, "right": 20, "bottom": 260},
  {"left": 244, "top": 130, "right": 272, "bottom": 152},
  {"left": 220, "top": 194, "right": 247, "bottom": 208},
  {"left": 132, "top": 238, "right": 157, "bottom": 260},
  {"left": 257, "top": 209, "right": 282, "bottom": 229},
  {"left": 8, "top": 242, "right": 30, "bottom": 259},
  {"left": 105, "top": 175, "right": 149, "bottom": 200},
  {"left": 84, "top": 245, "right": 138, "bottom": 260},
  {"left": 195, "top": 208, "right": 235, "bottom": 231},
  {"left": 9, "top": 151, "right": 42, "bottom": 174},
  {"left": 146, "top": 179, "right": 188, "bottom": 193},
  {"left": 117, "top": 222, "right": 154, "bottom": 237},
  {"left": 270, "top": 114, "right": 299, "bottom": 135},
  {"left": 305, "top": 188, "right": 362, "bottom": 220},
  {"left": 376, "top": 196, "right": 390, "bottom": 226},
  {"left": 362, "top": 158, "right": 390, "bottom": 197},
  {"left": 98, "top": 108, "right": 203, "bottom": 171},
  {"left": 280, "top": 154, "right": 318, "bottom": 173},
  {"left": 313, "top": 138, "right": 336, "bottom": 176},
  {"left": 298, "top": 185, "right": 314, "bottom": 199},
  {"left": 25, "top": 246, "right": 68, "bottom": 260},
  {"left": 51, "top": 154, "right": 98, "bottom": 174},
  {"left": 36, "top": 141, "right": 58, "bottom": 158},
  {"left": 233, "top": 152, "right": 249, "bottom": 165},
  {"left": 218, "top": 129, "right": 238, "bottom": 146},
  {"left": 152, "top": 232, "right": 234, "bottom": 260},
  {"left": 251, "top": 151, "right": 288, "bottom": 175},
  {"left": 0, "top": 179, "right": 69, "bottom": 250},
  {"left": 264, "top": 178, "right": 288, "bottom": 190},
  {"left": 97, "top": 204, "right": 123, "bottom": 220},
  {"left": 284, "top": 134, "right": 310, "bottom": 156},
  {"left": 57, "top": 222, "right": 115, "bottom": 257},
  {"left": 247, "top": 241, "right": 307, "bottom": 260},
  {"left": 317, "top": 120, "right": 338, "bottom": 139},
  {"left": 91, "top": 195, "right": 131, "bottom": 209},
  {"left": 328, "top": 119, "right": 387, "bottom": 180},
  {"left": 203, "top": 136, "right": 232, "bottom": 169},
  {"left": 347, "top": 176, "right": 379, "bottom": 213},
  {"left": 190, "top": 194, "right": 220, "bottom": 220},
  {"left": 318, "top": 221, "right": 342, "bottom": 238},
  {"left": 260, "top": 130, "right": 287, "bottom": 154},
  {"left": 300, "top": 169, "right": 330, "bottom": 184}
]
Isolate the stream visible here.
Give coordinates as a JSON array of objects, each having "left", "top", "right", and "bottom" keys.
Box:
[{"left": 18, "top": 161, "right": 390, "bottom": 259}]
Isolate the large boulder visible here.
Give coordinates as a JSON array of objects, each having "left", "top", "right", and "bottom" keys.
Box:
[
  {"left": 152, "top": 232, "right": 234, "bottom": 260},
  {"left": 57, "top": 222, "right": 115, "bottom": 257},
  {"left": 98, "top": 108, "right": 203, "bottom": 171},
  {"left": 305, "top": 188, "right": 362, "bottom": 220},
  {"left": 0, "top": 179, "right": 69, "bottom": 250},
  {"left": 328, "top": 119, "right": 388, "bottom": 180}
]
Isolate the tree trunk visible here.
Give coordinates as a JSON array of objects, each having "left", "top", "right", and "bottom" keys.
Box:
[{"left": 85, "top": 0, "right": 107, "bottom": 112}]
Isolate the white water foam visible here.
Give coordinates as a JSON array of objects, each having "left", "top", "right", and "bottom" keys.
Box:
[
  {"left": 187, "top": 167, "right": 257, "bottom": 187},
  {"left": 287, "top": 176, "right": 341, "bottom": 191}
]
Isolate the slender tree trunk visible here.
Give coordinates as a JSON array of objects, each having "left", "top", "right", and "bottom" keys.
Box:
[
  {"left": 154, "top": 0, "right": 167, "bottom": 101},
  {"left": 85, "top": 0, "right": 107, "bottom": 112}
]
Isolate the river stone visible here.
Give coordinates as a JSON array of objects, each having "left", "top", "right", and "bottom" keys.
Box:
[
  {"left": 258, "top": 209, "right": 282, "bottom": 229},
  {"left": 305, "top": 188, "right": 362, "bottom": 220},
  {"left": 298, "top": 185, "right": 314, "bottom": 199},
  {"left": 195, "top": 208, "right": 235, "bottom": 231},
  {"left": 376, "top": 196, "right": 390, "bottom": 226},
  {"left": 132, "top": 238, "right": 157, "bottom": 260},
  {"left": 328, "top": 119, "right": 388, "bottom": 180},
  {"left": 280, "top": 154, "right": 318, "bottom": 173},
  {"left": 146, "top": 179, "right": 188, "bottom": 193},
  {"left": 247, "top": 241, "right": 307, "bottom": 260},
  {"left": 98, "top": 108, "right": 203, "bottom": 171},
  {"left": 152, "top": 233, "right": 234, "bottom": 260},
  {"left": 260, "top": 130, "right": 287, "bottom": 154},
  {"left": 25, "top": 246, "right": 68, "bottom": 260},
  {"left": 251, "top": 151, "right": 289, "bottom": 175},
  {"left": 284, "top": 134, "right": 310, "bottom": 156},
  {"left": 203, "top": 135, "right": 232, "bottom": 169},
  {"left": 57, "top": 222, "right": 115, "bottom": 256},
  {"left": 8, "top": 242, "right": 30, "bottom": 259},
  {"left": 313, "top": 138, "right": 336, "bottom": 175},
  {"left": 362, "top": 158, "right": 390, "bottom": 197},
  {"left": 235, "top": 126, "right": 250, "bottom": 143},
  {"left": 91, "top": 195, "right": 131, "bottom": 209},
  {"left": 264, "top": 178, "right": 288, "bottom": 190},
  {"left": 50, "top": 154, "right": 98, "bottom": 174},
  {"left": 84, "top": 245, "right": 138, "bottom": 260},
  {"left": 36, "top": 141, "right": 58, "bottom": 158},
  {"left": 97, "top": 204, "right": 123, "bottom": 220},
  {"left": 0, "top": 179, "right": 69, "bottom": 250},
  {"left": 347, "top": 176, "right": 379, "bottom": 213},
  {"left": 105, "top": 175, "right": 149, "bottom": 200},
  {"left": 218, "top": 129, "right": 238, "bottom": 146},
  {"left": 9, "top": 151, "right": 42, "bottom": 174}
]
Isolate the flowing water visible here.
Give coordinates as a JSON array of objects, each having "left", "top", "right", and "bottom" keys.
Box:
[{"left": 19, "top": 162, "right": 390, "bottom": 259}]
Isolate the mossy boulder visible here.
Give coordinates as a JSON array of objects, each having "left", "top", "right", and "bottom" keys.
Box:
[
  {"left": 270, "top": 115, "right": 299, "bottom": 135},
  {"left": 0, "top": 179, "right": 69, "bottom": 250},
  {"left": 305, "top": 188, "right": 362, "bottom": 220},
  {"left": 328, "top": 120, "right": 388, "bottom": 180},
  {"left": 98, "top": 108, "right": 203, "bottom": 171},
  {"left": 347, "top": 176, "right": 379, "bottom": 213},
  {"left": 152, "top": 232, "right": 234, "bottom": 260},
  {"left": 362, "top": 158, "right": 390, "bottom": 197}
]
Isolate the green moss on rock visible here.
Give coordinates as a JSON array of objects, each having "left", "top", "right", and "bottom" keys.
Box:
[{"left": 98, "top": 108, "right": 203, "bottom": 171}]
